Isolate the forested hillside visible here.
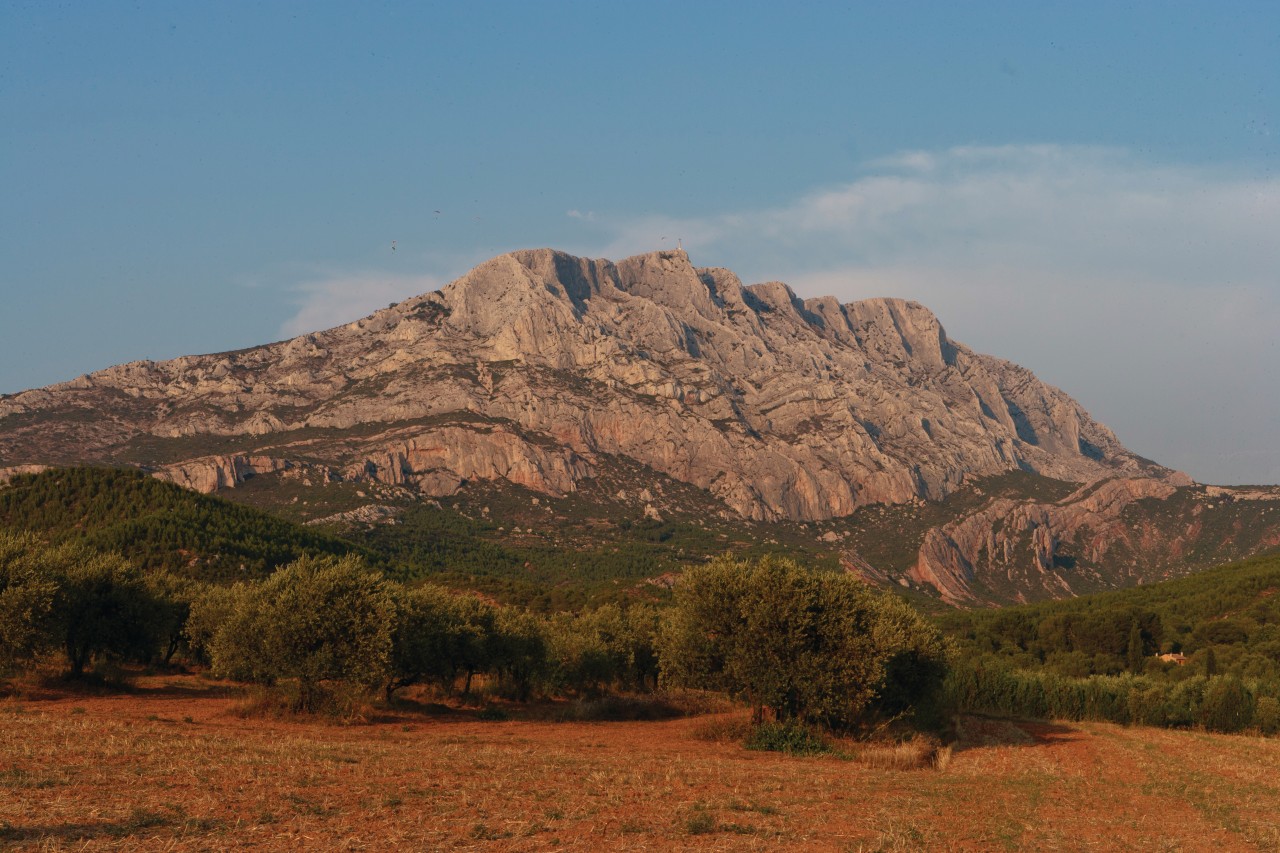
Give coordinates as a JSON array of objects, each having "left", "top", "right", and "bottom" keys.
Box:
[
  {"left": 0, "top": 467, "right": 361, "bottom": 582},
  {"left": 941, "top": 550, "right": 1280, "bottom": 679},
  {"left": 939, "top": 549, "right": 1280, "bottom": 733}
]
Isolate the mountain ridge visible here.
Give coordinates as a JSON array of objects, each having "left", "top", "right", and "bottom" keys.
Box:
[
  {"left": 8, "top": 247, "right": 1271, "bottom": 606},
  {"left": 0, "top": 248, "right": 1169, "bottom": 518}
]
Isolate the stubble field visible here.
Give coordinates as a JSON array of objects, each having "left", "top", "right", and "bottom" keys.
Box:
[{"left": 3, "top": 676, "right": 1279, "bottom": 851}]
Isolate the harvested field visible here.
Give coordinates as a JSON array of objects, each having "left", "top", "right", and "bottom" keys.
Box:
[{"left": 3, "top": 676, "right": 1280, "bottom": 851}]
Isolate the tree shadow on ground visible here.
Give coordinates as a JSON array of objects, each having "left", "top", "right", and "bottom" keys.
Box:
[
  {"left": 0, "top": 811, "right": 215, "bottom": 844},
  {"left": 949, "top": 714, "right": 1080, "bottom": 754}
]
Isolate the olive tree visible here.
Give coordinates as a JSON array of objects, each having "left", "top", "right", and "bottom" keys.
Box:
[
  {"left": 0, "top": 532, "right": 59, "bottom": 673},
  {"left": 210, "top": 554, "right": 395, "bottom": 711},
  {"left": 386, "top": 582, "right": 471, "bottom": 700},
  {"left": 1, "top": 532, "right": 168, "bottom": 677},
  {"left": 660, "top": 555, "right": 948, "bottom": 730},
  {"left": 54, "top": 548, "right": 165, "bottom": 676}
]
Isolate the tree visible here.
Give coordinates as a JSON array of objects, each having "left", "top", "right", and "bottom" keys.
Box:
[
  {"left": 0, "top": 532, "right": 59, "bottom": 673},
  {"left": 1197, "top": 675, "right": 1254, "bottom": 733},
  {"left": 488, "top": 606, "right": 548, "bottom": 701},
  {"left": 1127, "top": 620, "right": 1145, "bottom": 674},
  {"left": 143, "top": 570, "right": 198, "bottom": 665},
  {"left": 53, "top": 548, "right": 164, "bottom": 676},
  {"left": 210, "top": 554, "right": 395, "bottom": 711},
  {"left": 660, "top": 555, "right": 948, "bottom": 730},
  {"left": 387, "top": 582, "right": 470, "bottom": 700},
  {"left": 183, "top": 582, "right": 246, "bottom": 665}
]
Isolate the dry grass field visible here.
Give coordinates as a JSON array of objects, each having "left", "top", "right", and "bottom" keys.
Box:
[{"left": 3, "top": 676, "right": 1280, "bottom": 851}]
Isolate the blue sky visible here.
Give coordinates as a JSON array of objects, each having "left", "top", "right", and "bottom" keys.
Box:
[{"left": 2, "top": 1, "right": 1277, "bottom": 484}]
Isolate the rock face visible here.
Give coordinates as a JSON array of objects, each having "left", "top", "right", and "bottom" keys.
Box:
[
  {"left": 903, "top": 476, "right": 1280, "bottom": 604},
  {"left": 0, "top": 248, "right": 1166, "bottom": 524},
  {"left": 909, "top": 477, "right": 1182, "bottom": 604}
]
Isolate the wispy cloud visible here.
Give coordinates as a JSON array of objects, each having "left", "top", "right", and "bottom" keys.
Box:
[
  {"left": 279, "top": 272, "right": 445, "bottom": 339},
  {"left": 587, "top": 145, "right": 1280, "bottom": 484}
]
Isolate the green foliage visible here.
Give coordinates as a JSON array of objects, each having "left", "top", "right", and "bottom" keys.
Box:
[
  {"left": 1197, "top": 676, "right": 1254, "bottom": 733},
  {"left": 209, "top": 554, "right": 395, "bottom": 710},
  {"left": 183, "top": 582, "right": 245, "bottom": 665},
  {"left": 0, "top": 531, "right": 172, "bottom": 676},
  {"left": 142, "top": 570, "right": 197, "bottom": 664},
  {"left": 1255, "top": 696, "right": 1280, "bottom": 735},
  {"left": 544, "top": 604, "right": 661, "bottom": 696},
  {"left": 487, "top": 606, "right": 548, "bottom": 700},
  {"left": 52, "top": 547, "right": 166, "bottom": 676},
  {"left": 361, "top": 502, "right": 684, "bottom": 610},
  {"left": 0, "top": 532, "right": 59, "bottom": 672},
  {"left": 941, "top": 550, "right": 1280, "bottom": 686},
  {"left": 0, "top": 467, "right": 362, "bottom": 582},
  {"left": 944, "top": 656, "right": 1280, "bottom": 734},
  {"left": 743, "top": 721, "right": 832, "bottom": 755},
  {"left": 387, "top": 582, "right": 462, "bottom": 697},
  {"left": 386, "top": 583, "right": 506, "bottom": 699},
  {"left": 660, "top": 555, "right": 948, "bottom": 730},
  {"left": 1126, "top": 620, "right": 1144, "bottom": 673}
]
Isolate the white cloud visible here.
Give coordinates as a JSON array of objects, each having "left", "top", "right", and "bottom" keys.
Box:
[
  {"left": 587, "top": 145, "right": 1280, "bottom": 484},
  {"left": 279, "top": 272, "right": 445, "bottom": 339}
]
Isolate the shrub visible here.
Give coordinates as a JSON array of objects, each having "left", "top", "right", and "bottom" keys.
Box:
[
  {"left": 744, "top": 721, "right": 831, "bottom": 755},
  {"left": 1254, "top": 696, "right": 1280, "bottom": 735}
]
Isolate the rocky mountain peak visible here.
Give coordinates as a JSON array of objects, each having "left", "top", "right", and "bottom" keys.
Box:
[{"left": 1, "top": 249, "right": 1171, "bottom": 524}]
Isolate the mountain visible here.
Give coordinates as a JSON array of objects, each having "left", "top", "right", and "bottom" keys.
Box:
[{"left": 2, "top": 248, "right": 1276, "bottom": 605}]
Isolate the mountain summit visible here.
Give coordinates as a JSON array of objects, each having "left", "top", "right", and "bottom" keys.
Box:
[
  {"left": 0, "top": 247, "right": 1172, "bottom": 525},
  {"left": 1, "top": 248, "right": 1164, "bottom": 522},
  {"left": 17, "top": 248, "right": 1268, "bottom": 606}
]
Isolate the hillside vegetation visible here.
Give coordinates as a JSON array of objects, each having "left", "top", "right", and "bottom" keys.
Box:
[
  {"left": 0, "top": 467, "right": 363, "bottom": 582},
  {"left": 940, "top": 549, "right": 1280, "bottom": 733}
]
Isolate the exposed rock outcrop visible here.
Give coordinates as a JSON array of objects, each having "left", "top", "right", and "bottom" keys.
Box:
[
  {"left": 0, "top": 248, "right": 1167, "bottom": 524},
  {"left": 908, "top": 477, "right": 1203, "bottom": 604},
  {"left": 156, "top": 455, "right": 291, "bottom": 493}
]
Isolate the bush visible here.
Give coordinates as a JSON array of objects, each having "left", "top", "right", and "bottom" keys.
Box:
[
  {"left": 1254, "top": 696, "right": 1280, "bottom": 735},
  {"left": 744, "top": 721, "right": 832, "bottom": 755}
]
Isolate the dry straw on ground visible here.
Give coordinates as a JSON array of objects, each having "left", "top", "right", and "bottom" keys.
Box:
[{"left": 3, "top": 676, "right": 1279, "bottom": 850}]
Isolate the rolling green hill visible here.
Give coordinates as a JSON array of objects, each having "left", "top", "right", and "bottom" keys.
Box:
[{"left": 0, "top": 467, "right": 362, "bottom": 583}]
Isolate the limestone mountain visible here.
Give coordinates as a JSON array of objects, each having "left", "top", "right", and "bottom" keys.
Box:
[{"left": 3, "top": 248, "right": 1275, "bottom": 605}]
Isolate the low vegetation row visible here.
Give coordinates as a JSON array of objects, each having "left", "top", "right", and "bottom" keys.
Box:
[
  {"left": 940, "top": 551, "right": 1280, "bottom": 683},
  {"left": 945, "top": 660, "right": 1279, "bottom": 734},
  {"left": 0, "top": 531, "right": 946, "bottom": 740}
]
